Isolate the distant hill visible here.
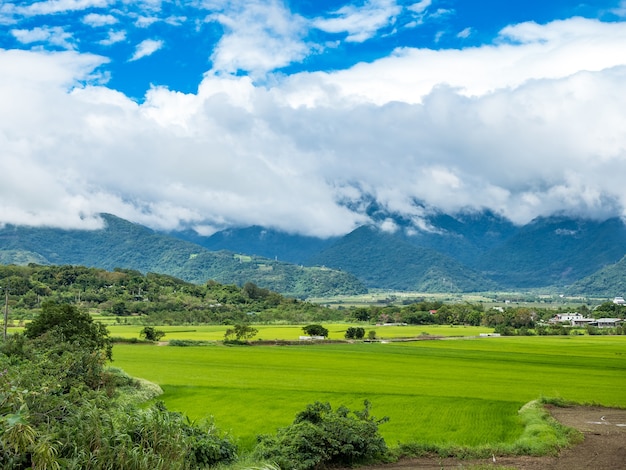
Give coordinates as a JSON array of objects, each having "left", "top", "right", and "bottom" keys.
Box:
[
  {"left": 0, "top": 214, "right": 366, "bottom": 298},
  {"left": 307, "top": 225, "right": 498, "bottom": 292},
  {"left": 476, "top": 216, "right": 626, "bottom": 288},
  {"left": 171, "top": 226, "right": 336, "bottom": 265},
  {"left": 566, "top": 255, "right": 626, "bottom": 297}
]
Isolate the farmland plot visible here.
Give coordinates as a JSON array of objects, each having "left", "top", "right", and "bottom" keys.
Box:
[{"left": 113, "top": 335, "right": 626, "bottom": 450}]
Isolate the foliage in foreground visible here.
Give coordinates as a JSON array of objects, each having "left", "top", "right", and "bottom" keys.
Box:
[
  {"left": 254, "top": 400, "right": 388, "bottom": 470},
  {"left": 0, "top": 303, "right": 236, "bottom": 469}
]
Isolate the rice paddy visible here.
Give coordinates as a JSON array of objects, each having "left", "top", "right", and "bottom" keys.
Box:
[
  {"left": 112, "top": 333, "right": 626, "bottom": 451},
  {"left": 107, "top": 323, "right": 493, "bottom": 341}
]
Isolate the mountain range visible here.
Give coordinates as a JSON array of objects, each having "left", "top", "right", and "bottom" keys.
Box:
[{"left": 1, "top": 211, "right": 625, "bottom": 297}]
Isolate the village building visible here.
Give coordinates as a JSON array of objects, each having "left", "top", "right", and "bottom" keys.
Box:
[{"left": 590, "top": 318, "right": 624, "bottom": 328}]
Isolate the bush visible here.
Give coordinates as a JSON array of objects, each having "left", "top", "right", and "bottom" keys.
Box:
[
  {"left": 140, "top": 326, "right": 166, "bottom": 342},
  {"left": 255, "top": 400, "right": 388, "bottom": 470},
  {"left": 25, "top": 301, "right": 112, "bottom": 359}
]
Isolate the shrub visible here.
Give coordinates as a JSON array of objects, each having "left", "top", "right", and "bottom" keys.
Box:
[
  {"left": 224, "top": 324, "right": 258, "bottom": 342},
  {"left": 140, "top": 326, "right": 166, "bottom": 342},
  {"left": 255, "top": 400, "right": 388, "bottom": 470}
]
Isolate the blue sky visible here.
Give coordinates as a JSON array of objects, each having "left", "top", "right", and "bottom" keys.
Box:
[
  {"left": 1, "top": 1, "right": 626, "bottom": 236},
  {"left": 1, "top": 1, "right": 621, "bottom": 98}
]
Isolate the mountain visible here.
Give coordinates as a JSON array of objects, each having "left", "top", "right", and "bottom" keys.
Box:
[
  {"left": 0, "top": 214, "right": 366, "bottom": 298},
  {"left": 171, "top": 226, "right": 336, "bottom": 264},
  {"left": 2, "top": 211, "right": 626, "bottom": 295},
  {"left": 402, "top": 210, "right": 518, "bottom": 265},
  {"left": 477, "top": 216, "right": 626, "bottom": 288},
  {"left": 307, "top": 225, "right": 498, "bottom": 292},
  {"left": 566, "top": 255, "right": 626, "bottom": 297}
]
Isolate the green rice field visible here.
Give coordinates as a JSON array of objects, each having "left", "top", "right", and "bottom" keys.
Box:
[
  {"left": 107, "top": 323, "right": 493, "bottom": 341},
  {"left": 112, "top": 334, "right": 626, "bottom": 451}
]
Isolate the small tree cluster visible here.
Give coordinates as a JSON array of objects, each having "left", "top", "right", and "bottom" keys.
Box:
[
  {"left": 345, "top": 327, "right": 365, "bottom": 339},
  {"left": 224, "top": 323, "right": 259, "bottom": 342},
  {"left": 255, "top": 400, "right": 388, "bottom": 470},
  {"left": 140, "top": 326, "right": 166, "bottom": 342},
  {"left": 302, "top": 324, "right": 328, "bottom": 337}
]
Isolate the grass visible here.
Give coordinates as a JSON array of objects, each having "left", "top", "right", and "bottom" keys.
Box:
[{"left": 111, "top": 334, "right": 626, "bottom": 453}]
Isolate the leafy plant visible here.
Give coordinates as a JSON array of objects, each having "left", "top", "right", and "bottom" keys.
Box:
[
  {"left": 140, "top": 326, "right": 166, "bottom": 342},
  {"left": 255, "top": 400, "right": 388, "bottom": 470}
]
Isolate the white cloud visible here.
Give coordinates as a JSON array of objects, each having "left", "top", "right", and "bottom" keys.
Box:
[
  {"left": 129, "top": 38, "right": 163, "bottom": 61},
  {"left": 610, "top": 0, "right": 626, "bottom": 17},
  {"left": 11, "top": 26, "right": 76, "bottom": 49},
  {"left": 291, "top": 17, "right": 626, "bottom": 106},
  {"left": 99, "top": 30, "right": 126, "bottom": 46},
  {"left": 208, "top": 0, "right": 310, "bottom": 78},
  {"left": 456, "top": 27, "right": 472, "bottom": 39},
  {"left": 135, "top": 16, "right": 159, "bottom": 28},
  {"left": 83, "top": 13, "right": 118, "bottom": 27},
  {"left": 2, "top": 18, "right": 626, "bottom": 236},
  {"left": 407, "top": 0, "right": 431, "bottom": 15},
  {"left": 14, "top": 0, "right": 112, "bottom": 16},
  {"left": 313, "top": 0, "right": 402, "bottom": 43}
]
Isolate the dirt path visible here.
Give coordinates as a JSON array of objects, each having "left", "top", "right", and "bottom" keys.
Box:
[{"left": 358, "top": 405, "right": 626, "bottom": 470}]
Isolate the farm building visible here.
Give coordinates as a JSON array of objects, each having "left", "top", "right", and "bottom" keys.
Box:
[
  {"left": 549, "top": 313, "right": 590, "bottom": 326},
  {"left": 590, "top": 318, "right": 624, "bottom": 328}
]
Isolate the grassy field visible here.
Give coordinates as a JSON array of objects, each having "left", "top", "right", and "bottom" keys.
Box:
[
  {"left": 107, "top": 323, "right": 493, "bottom": 341},
  {"left": 112, "top": 334, "right": 626, "bottom": 451}
]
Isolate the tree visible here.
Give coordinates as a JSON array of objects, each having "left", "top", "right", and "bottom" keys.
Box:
[
  {"left": 24, "top": 301, "right": 112, "bottom": 360},
  {"left": 140, "top": 326, "right": 165, "bottom": 342},
  {"left": 302, "top": 324, "right": 328, "bottom": 337},
  {"left": 110, "top": 300, "right": 129, "bottom": 316},
  {"left": 224, "top": 323, "right": 258, "bottom": 342},
  {"left": 345, "top": 327, "right": 365, "bottom": 339}
]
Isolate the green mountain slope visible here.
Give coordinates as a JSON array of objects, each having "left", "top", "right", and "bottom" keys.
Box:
[
  {"left": 308, "top": 225, "right": 498, "bottom": 292},
  {"left": 477, "top": 216, "right": 626, "bottom": 288},
  {"left": 0, "top": 214, "right": 365, "bottom": 298},
  {"left": 566, "top": 255, "right": 626, "bottom": 297}
]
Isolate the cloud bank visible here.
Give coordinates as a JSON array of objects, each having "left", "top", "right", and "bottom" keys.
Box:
[{"left": 1, "top": 16, "right": 626, "bottom": 237}]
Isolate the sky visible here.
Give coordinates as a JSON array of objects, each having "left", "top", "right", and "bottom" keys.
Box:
[{"left": 1, "top": 0, "right": 626, "bottom": 238}]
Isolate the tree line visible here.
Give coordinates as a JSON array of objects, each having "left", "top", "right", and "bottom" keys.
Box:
[{"left": 1, "top": 264, "right": 624, "bottom": 335}]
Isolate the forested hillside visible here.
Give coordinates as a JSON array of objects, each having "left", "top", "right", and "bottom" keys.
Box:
[
  {"left": 308, "top": 226, "right": 498, "bottom": 292},
  {"left": 3, "top": 212, "right": 626, "bottom": 296},
  {"left": 0, "top": 214, "right": 366, "bottom": 298},
  {"left": 0, "top": 264, "right": 344, "bottom": 324},
  {"left": 476, "top": 216, "right": 626, "bottom": 288},
  {"left": 566, "top": 255, "right": 626, "bottom": 297}
]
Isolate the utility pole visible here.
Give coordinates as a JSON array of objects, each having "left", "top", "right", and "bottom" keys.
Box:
[{"left": 3, "top": 280, "right": 9, "bottom": 341}]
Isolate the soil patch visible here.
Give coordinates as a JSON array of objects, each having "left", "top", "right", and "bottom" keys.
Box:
[{"left": 356, "top": 405, "right": 626, "bottom": 469}]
